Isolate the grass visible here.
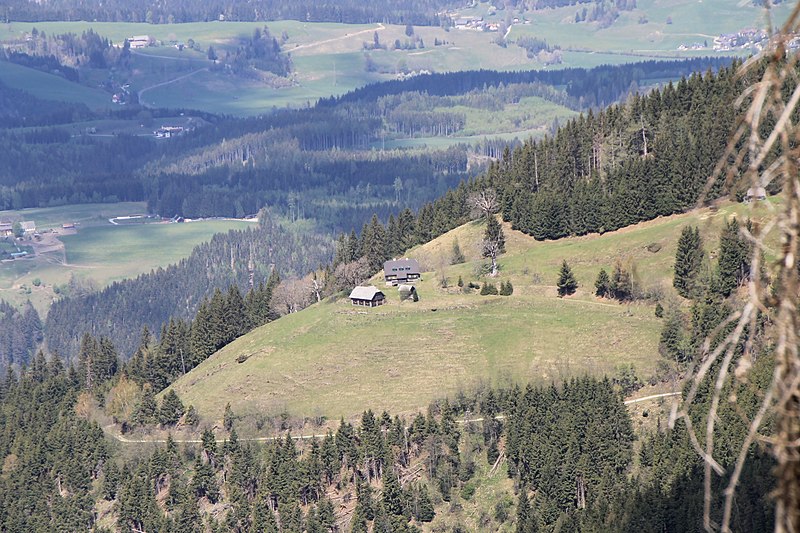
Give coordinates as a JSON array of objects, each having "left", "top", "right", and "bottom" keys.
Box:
[
  {"left": 171, "top": 197, "right": 779, "bottom": 424},
  {"left": 0, "top": 203, "right": 255, "bottom": 313},
  {"left": 0, "top": 202, "right": 147, "bottom": 229},
  {"left": 0, "top": 60, "right": 111, "bottom": 109}
]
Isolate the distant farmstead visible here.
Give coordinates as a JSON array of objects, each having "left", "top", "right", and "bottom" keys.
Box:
[
  {"left": 384, "top": 258, "right": 421, "bottom": 285},
  {"left": 0, "top": 221, "right": 11, "bottom": 237},
  {"left": 127, "top": 35, "right": 151, "bottom": 49},
  {"left": 349, "top": 286, "right": 386, "bottom": 307},
  {"left": 20, "top": 221, "right": 36, "bottom": 234}
]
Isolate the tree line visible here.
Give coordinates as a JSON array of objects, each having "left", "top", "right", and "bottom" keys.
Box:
[{"left": 0, "top": 0, "right": 456, "bottom": 25}]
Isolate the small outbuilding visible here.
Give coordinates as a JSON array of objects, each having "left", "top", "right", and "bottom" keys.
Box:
[
  {"left": 384, "top": 258, "right": 421, "bottom": 285},
  {"left": 349, "top": 286, "right": 386, "bottom": 307},
  {"left": 744, "top": 186, "right": 767, "bottom": 203},
  {"left": 398, "top": 284, "right": 418, "bottom": 302}
]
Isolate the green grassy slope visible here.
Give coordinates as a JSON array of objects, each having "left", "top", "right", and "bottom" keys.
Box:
[
  {"left": 0, "top": 60, "right": 111, "bottom": 108},
  {"left": 170, "top": 198, "right": 775, "bottom": 423}
]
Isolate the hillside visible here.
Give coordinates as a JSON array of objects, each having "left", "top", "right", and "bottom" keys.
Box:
[{"left": 170, "top": 197, "right": 773, "bottom": 423}]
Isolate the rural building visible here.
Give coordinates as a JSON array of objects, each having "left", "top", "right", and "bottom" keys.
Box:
[
  {"left": 744, "top": 186, "right": 767, "bottom": 203},
  {"left": 127, "top": 35, "right": 151, "bottom": 49},
  {"left": 349, "top": 286, "right": 386, "bottom": 307},
  {"left": 398, "top": 284, "right": 418, "bottom": 302},
  {"left": 62, "top": 223, "right": 76, "bottom": 229},
  {"left": 0, "top": 221, "right": 11, "bottom": 237},
  {"left": 384, "top": 258, "right": 421, "bottom": 285},
  {"left": 155, "top": 126, "right": 185, "bottom": 138},
  {"left": 20, "top": 221, "right": 35, "bottom": 235}
]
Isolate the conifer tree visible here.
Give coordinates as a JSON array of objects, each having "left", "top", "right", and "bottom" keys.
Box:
[
  {"left": 673, "top": 226, "right": 703, "bottom": 298},
  {"left": 594, "top": 268, "right": 611, "bottom": 298},
  {"left": 716, "top": 217, "right": 751, "bottom": 297},
  {"left": 557, "top": 260, "right": 577, "bottom": 297},
  {"left": 159, "top": 389, "right": 185, "bottom": 426},
  {"left": 610, "top": 260, "right": 633, "bottom": 301}
]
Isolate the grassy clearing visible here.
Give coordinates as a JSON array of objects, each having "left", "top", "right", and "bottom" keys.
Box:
[
  {"left": 0, "top": 60, "right": 111, "bottom": 108},
  {"left": 0, "top": 202, "right": 147, "bottom": 229}
]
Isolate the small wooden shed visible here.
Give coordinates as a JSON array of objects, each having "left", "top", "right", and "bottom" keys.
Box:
[{"left": 349, "top": 286, "right": 386, "bottom": 307}]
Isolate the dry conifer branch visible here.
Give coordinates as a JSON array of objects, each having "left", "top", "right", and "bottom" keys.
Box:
[{"left": 675, "top": 2, "right": 800, "bottom": 531}]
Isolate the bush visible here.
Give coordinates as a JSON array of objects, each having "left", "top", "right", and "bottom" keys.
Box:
[{"left": 499, "top": 280, "right": 514, "bottom": 296}]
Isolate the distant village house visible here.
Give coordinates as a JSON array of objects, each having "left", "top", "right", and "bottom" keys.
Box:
[
  {"left": 0, "top": 221, "right": 12, "bottom": 237},
  {"left": 384, "top": 258, "right": 421, "bottom": 285},
  {"left": 349, "top": 286, "right": 386, "bottom": 307},
  {"left": 20, "top": 221, "right": 36, "bottom": 235},
  {"left": 127, "top": 35, "right": 152, "bottom": 49}
]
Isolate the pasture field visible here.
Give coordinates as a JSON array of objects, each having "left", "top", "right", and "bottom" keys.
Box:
[
  {"left": 0, "top": 202, "right": 147, "bottom": 229},
  {"left": 0, "top": 60, "right": 111, "bottom": 108},
  {"left": 171, "top": 198, "right": 779, "bottom": 424},
  {"left": 0, "top": 208, "right": 254, "bottom": 312}
]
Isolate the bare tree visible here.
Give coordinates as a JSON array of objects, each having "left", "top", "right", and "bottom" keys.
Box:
[
  {"left": 270, "top": 278, "right": 314, "bottom": 316},
  {"left": 332, "top": 257, "right": 371, "bottom": 291},
  {"left": 468, "top": 188, "right": 499, "bottom": 219},
  {"left": 672, "top": 7, "right": 800, "bottom": 532}
]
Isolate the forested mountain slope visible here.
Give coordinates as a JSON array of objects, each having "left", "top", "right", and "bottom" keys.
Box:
[{"left": 44, "top": 214, "right": 333, "bottom": 360}]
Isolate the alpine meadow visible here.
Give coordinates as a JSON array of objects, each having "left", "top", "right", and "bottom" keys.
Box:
[{"left": 1, "top": 0, "right": 799, "bottom": 532}]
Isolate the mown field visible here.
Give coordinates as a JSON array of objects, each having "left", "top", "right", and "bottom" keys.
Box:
[
  {"left": 0, "top": 202, "right": 255, "bottom": 312},
  {"left": 170, "top": 198, "right": 777, "bottom": 425}
]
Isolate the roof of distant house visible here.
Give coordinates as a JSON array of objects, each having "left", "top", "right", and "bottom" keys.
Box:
[
  {"left": 349, "top": 286, "right": 384, "bottom": 300},
  {"left": 384, "top": 258, "right": 420, "bottom": 274}
]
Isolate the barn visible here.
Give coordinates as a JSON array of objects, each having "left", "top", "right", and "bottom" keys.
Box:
[
  {"left": 349, "top": 286, "right": 386, "bottom": 307},
  {"left": 383, "top": 258, "right": 421, "bottom": 285}
]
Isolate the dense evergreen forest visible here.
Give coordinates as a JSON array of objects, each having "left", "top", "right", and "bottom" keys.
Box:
[
  {"left": 0, "top": 0, "right": 456, "bottom": 25},
  {"left": 0, "top": 58, "right": 730, "bottom": 234},
  {"left": 0, "top": 352, "right": 775, "bottom": 531},
  {"left": 44, "top": 213, "right": 332, "bottom": 360}
]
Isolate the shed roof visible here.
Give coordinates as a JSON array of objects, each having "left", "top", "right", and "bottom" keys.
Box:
[{"left": 349, "top": 286, "right": 384, "bottom": 300}]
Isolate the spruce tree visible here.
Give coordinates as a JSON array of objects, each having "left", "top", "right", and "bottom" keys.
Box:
[
  {"left": 594, "top": 268, "right": 611, "bottom": 297},
  {"left": 716, "top": 217, "right": 751, "bottom": 297},
  {"left": 557, "top": 260, "right": 577, "bottom": 297},
  {"left": 610, "top": 261, "right": 633, "bottom": 301},
  {"left": 159, "top": 389, "right": 185, "bottom": 426},
  {"left": 673, "top": 226, "right": 703, "bottom": 298}
]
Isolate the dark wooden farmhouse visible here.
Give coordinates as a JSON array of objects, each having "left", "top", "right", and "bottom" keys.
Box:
[
  {"left": 349, "top": 286, "right": 386, "bottom": 307},
  {"left": 383, "top": 258, "right": 421, "bottom": 285}
]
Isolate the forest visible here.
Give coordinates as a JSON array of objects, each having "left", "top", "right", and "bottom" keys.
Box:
[
  {"left": 0, "top": 57, "right": 731, "bottom": 235},
  {"left": 0, "top": 0, "right": 457, "bottom": 25},
  {"left": 0, "top": 348, "right": 775, "bottom": 531}
]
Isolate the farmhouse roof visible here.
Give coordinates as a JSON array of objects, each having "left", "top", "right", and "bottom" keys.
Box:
[
  {"left": 383, "top": 258, "right": 420, "bottom": 275},
  {"left": 20, "top": 221, "right": 35, "bottom": 231},
  {"left": 349, "top": 286, "right": 383, "bottom": 300}
]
